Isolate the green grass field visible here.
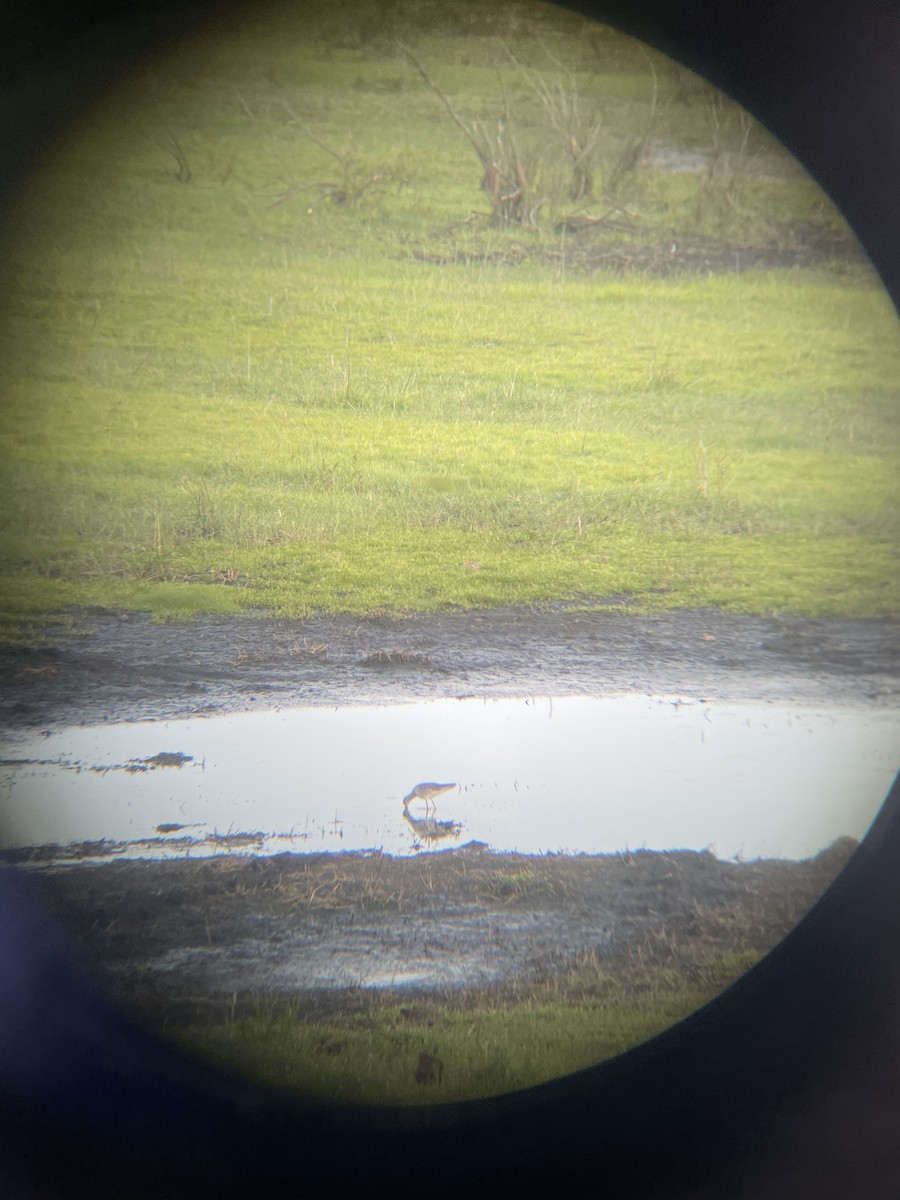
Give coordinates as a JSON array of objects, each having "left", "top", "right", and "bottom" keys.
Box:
[
  {"left": 1, "top": 0, "right": 898, "bottom": 637},
  {"left": 180, "top": 993, "right": 708, "bottom": 1107},
  {"left": 175, "top": 948, "right": 760, "bottom": 1107}
]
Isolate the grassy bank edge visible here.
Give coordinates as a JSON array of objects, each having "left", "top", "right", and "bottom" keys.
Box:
[{"left": 170, "top": 949, "right": 760, "bottom": 1107}]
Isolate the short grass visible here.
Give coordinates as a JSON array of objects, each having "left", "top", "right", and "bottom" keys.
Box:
[
  {"left": 178, "top": 997, "right": 700, "bottom": 1107},
  {"left": 1, "top": 0, "right": 898, "bottom": 638},
  {"left": 175, "top": 950, "right": 759, "bottom": 1107}
]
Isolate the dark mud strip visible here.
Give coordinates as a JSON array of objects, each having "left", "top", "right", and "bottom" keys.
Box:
[
  {"left": 409, "top": 215, "right": 868, "bottom": 278},
  {"left": 1, "top": 606, "right": 898, "bottom": 728},
  {"left": 16, "top": 840, "right": 857, "bottom": 1025}
]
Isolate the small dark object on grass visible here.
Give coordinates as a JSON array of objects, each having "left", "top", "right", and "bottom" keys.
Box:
[{"left": 414, "top": 1050, "right": 444, "bottom": 1085}]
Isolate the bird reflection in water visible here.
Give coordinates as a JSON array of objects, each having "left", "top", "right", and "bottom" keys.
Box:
[{"left": 402, "top": 781, "right": 461, "bottom": 846}]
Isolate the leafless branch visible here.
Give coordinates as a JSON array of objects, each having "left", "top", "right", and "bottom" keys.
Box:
[
  {"left": 399, "top": 41, "right": 532, "bottom": 224},
  {"left": 142, "top": 124, "right": 192, "bottom": 183}
]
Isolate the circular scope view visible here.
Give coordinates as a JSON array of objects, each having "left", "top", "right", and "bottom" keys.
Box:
[{"left": 1, "top": 0, "right": 898, "bottom": 1107}]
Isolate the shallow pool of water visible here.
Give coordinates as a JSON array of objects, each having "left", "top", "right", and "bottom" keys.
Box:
[{"left": 1, "top": 694, "right": 897, "bottom": 863}]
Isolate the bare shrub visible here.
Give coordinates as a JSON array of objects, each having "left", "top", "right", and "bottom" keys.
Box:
[
  {"left": 238, "top": 92, "right": 394, "bottom": 211},
  {"left": 506, "top": 45, "right": 603, "bottom": 202},
  {"left": 400, "top": 43, "right": 537, "bottom": 225},
  {"left": 143, "top": 125, "right": 192, "bottom": 183},
  {"left": 603, "top": 58, "right": 662, "bottom": 200},
  {"left": 690, "top": 95, "right": 755, "bottom": 231}
]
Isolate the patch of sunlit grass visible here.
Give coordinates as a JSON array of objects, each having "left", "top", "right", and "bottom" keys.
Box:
[
  {"left": 177, "top": 990, "right": 715, "bottom": 1107},
  {"left": 1, "top": 2, "right": 897, "bottom": 631}
]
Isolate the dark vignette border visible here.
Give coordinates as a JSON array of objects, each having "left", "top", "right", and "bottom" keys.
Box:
[{"left": 0, "top": 2, "right": 898, "bottom": 1197}]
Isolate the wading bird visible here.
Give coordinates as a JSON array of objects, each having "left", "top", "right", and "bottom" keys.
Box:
[{"left": 402, "top": 781, "right": 457, "bottom": 813}]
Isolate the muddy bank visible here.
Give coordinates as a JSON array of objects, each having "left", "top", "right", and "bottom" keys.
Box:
[
  {"left": 409, "top": 218, "right": 866, "bottom": 278},
  {"left": 19, "top": 839, "right": 858, "bottom": 1026},
  {"left": 2, "top": 606, "right": 898, "bottom": 729},
  {"left": 2, "top": 606, "right": 891, "bottom": 1025}
]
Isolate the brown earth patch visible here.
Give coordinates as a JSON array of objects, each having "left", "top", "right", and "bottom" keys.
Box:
[
  {"left": 1, "top": 606, "right": 897, "bottom": 729},
  {"left": 19, "top": 838, "right": 858, "bottom": 1028},
  {"left": 406, "top": 219, "right": 866, "bottom": 278}
]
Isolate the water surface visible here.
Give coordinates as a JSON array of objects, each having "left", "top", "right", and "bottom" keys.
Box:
[{"left": 2, "top": 694, "right": 897, "bottom": 863}]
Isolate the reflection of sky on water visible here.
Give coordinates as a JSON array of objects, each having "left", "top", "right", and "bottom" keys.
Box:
[{"left": 0, "top": 695, "right": 897, "bottom": 861}]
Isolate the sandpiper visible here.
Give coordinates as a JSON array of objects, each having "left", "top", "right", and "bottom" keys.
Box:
[{"left": 402, "top": 781, "right": 457, "bottom": 812}]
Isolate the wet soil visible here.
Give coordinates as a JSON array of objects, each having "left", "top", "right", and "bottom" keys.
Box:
[
  {"left": 2, "top": 604, "right": 898, "bottom": 730},
  {"left": 18, "top": 838, "right": 858, "bottom": 1026},
  {"left": 409, "top": 219, "right": 866, "bottom": 278},
  {"left": 2, "top": 605, "right": 895, "bottom": 1022}
]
